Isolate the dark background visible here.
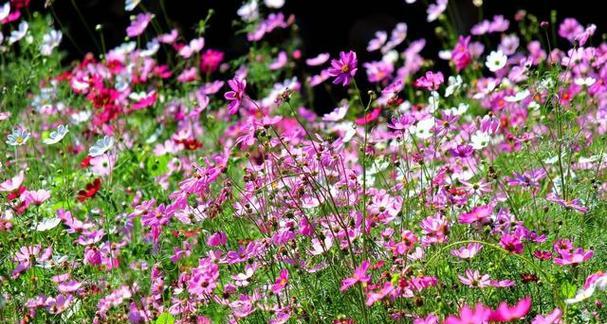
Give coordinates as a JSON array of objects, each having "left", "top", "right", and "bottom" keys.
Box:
[
  {"left": 41, "top": 0, "right": 604, "bottom": 62},
  {"left": 25, "top": 0, "right": 606, "bottom": 112}
]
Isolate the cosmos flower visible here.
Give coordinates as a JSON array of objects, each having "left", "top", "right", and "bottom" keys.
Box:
[
  {"left": 126, "top": 12, "right": 153, "bottom": 37},
  {"left": 6, "top": 127, "right": 30, "bottom": 146},
  {"left": 327, "top": 51, "right": 358, "bottom": 86},
  {"left": 340, "top": 260, "right": 371, "bottom": 292},
  {"left": 89, "top": 136, "right": 114, "bottom": 157},
  {"left": 43, "top": 125, "right": 69, "bottom": 145},
  {"left": 224, "top": 78, "right": 247, "bottom": 115},
  {"left": 40, "top": 29, "right": 62, "bottom": 56},
  {"left": 485, "top": 50, "right": 507, "bottom": 72}
]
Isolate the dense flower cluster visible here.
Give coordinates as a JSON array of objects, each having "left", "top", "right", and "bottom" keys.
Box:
[{"left": 1, "top": 0, "right": 607, "bottom": 323}]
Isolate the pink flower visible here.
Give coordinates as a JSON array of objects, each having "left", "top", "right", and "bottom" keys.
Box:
[
  {"left": 269, "top": 51, "right": 288, "bottom": 70},
  {"left": 489, "top": 297, "right": 532, "bottom": 322},
  {"left": 459, "top": 205, "right": 493, "bottom": 225},
  {"left": 224, "top": 78, "right": 247, "bottom": 115},
  {"left": 340, "top": 260, "right": 371, "bottom": 292},
  {"left": 207, "top": 231, "right": 227, "bottom": 247},
  {"left": 559, "top": 18, "right": 583, "bottom": 42},
  {"left": 458, "top": 269, "right": 491, "bottom": 288},
  {"left": 532, "top": 308, "right": 563, "bottom": 324},
  {"left": 327, "top": 50, "right": 358, "bottom": 86},
  {"left": 414, "top": 314, "right": 439, "bottom": 324},
  {"left": 271, "top": 269, "right": 289, "bottom": 294},
  {"left": 554, "top": 248, "right": 593, "bottom": 266},
  {"left": 12, "top": 245, "right": 53, "bottom": 278},
  {"left": 126, "top": 12, "right": 153, "bottom": 37},
  {"left": 500, "top": 233, "right": 524, "bottom": 254},
  {"left": 200, "top": 49, "right": 224, "bottom": 74},
  {"left": 414, "top": 71, "right": 444, "bottom": 91},
  {"left": 23, "top": 189, "right": 51, "bottom": 205},
  {"left": 305, "top": 53, "right": 330, "bottom": 66},
  {"left": 451, "top": 243, "right": 483, "bottom": 259},
  {"left": 0, "top": 170, "right": 24, "bottom": 192},
  {"left": 444, "top": 303, "right": 491, "bottom": 324},
  {"left": 451, "top": 36, "right": 472, "bottom": 72}
]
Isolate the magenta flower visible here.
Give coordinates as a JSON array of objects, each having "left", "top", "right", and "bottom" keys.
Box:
[
  {"left": 340, "top": 260, "right": 371, "bottom": 292},
  {"left": 200, "top": 49, "right": 224, "bottom": 74},
  {"left": 207, "top": 231, "right": 228, "bottom": 247},
  {"left": 271, "top": 269, "right": 289, "bottom": 294},
  {"left": 532, "top": 308, "right": 562, "bottom": 324},
  {"left": 500, "top": 233, "right": 524, "bottom": 254},
  {"left": 451, "top": 36, "right": 472, "bottom": 72},
  {"left": 224, "top": 78, "right": 247, "bottom": 115},
  {"left": 458, "top": 204, "right": 493, "bottom": 225},
  {"left": 327, "top": 50, "right": 358, "bottom": 86},
  {"left": 414, "top": 71, "right": 444, "bottom": 91},
  {"left": 126, "top": 12, "right": 153, "bottom": 37},
  {"left": 554, "top": 248, "right": 593, "bottom": 266},
  {"left": 489, "top": 297, "right": 532, "bottom": 322},
  {"left": 444, "top": 303, "right": 491, "bottom": 324}
]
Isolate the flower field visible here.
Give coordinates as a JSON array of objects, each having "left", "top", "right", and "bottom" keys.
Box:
[{"left": 1, "top": 0, "right": 607, "bottom": 322}]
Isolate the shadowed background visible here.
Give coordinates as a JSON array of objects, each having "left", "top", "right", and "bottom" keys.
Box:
[{"left": 32, "top": 0, "right": 606, "bottom": 112}]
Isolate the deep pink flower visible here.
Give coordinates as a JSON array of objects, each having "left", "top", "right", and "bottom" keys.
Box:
[
  {"left": 459, "top": 205, "right": 494, "bottom": 225},
  {"left": 200, "top": 49, "right": 224, "bottom": 74},
  {"left": 340, "top": 260, "right": 371, "bottom": 292},
  {"left": 224, "top": 78, "right": 247, "bottom": 115},
  {"left": 444, "top": 303, "right": 491, "bottom": 324},
  {"left": 414, "top": 71, "right": 444, "bottom": 91},
  {"left": 327, "top": 50, "right": 358, "bottom": 86},
  {"left": 207, "top": 231, "right": 228, "bottom": 247},
  {"left": 500, "top": 233, "right": 524, "bottom": 254},
  {"left": 451, "top": 36, "right": 472, "bottom": 72},
  {"left": 489, "top": 297, "right": 532, "bottom": 322},
  {"left": 271, "top": 269, "right": 289, "bottom": 294}
]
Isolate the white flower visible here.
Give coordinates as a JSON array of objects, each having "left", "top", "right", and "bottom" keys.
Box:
[
  {"left": 470, "top": 130, "right": 491, "bottom": 150},
  {"left": 43, "top": 125, "right": 69, "bottom": 145},
  {"left": 445, "top": 103, "right": 469, "bottom": 116},
  {"left": 89, "top": 136, "right": 114, "bottom": 157},
  {"left": 264, "top": 0, "right": 284, "bottom": 8},
  {"left": 8, "top": 21, "right": 28, "bottom": 45},
  {"left": 70, "top": 111, "right": 91, "bottom": 124},
  {"left": 574, "top": 77, "right": 596, "bottom": 87},
  {"left": 125, "top": 0, "right": 142, "bottom": 11},
  {"left": 565, "top": 286, "right": 596, "bottom": 304},
  {"left": 504, "top": 89, "right": 530, "bottom": 102},
  {"left": 333, "top": 122, "right": 356, "bottom": 143},
  {"left": 413, "top": 117, "right": 435, "bottom": 139},
  {"left": 140, "top": 39, "right": 159, "bottom": 57},
  {"left": 485, "top": 50, "right": 507, "bottom": 72},
  {"left": 40, "top": 29, "right": 62, "bottom": 56},
  {"left": 322, "top": 104, "right": 349, "bottom": 122},
  {"left": 444, "top": 75, "right": 463, "bottom": 97},
  {"left": 6, "top": 128, "right": 30, "bottom": 146},
  {"left": 427, "top": 91, "right": 440, "bottom": 113},
  {"left": 0, "top": 2, "right": 10, "bottom": 21},
  {"left": 237, "top": 0, "right": 259, "bottom": 22},
  {"left": 34, "top": 217, "right": 62, "bottom": 231}
]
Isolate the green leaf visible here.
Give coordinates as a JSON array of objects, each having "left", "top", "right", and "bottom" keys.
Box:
[
  {"left": 156, "top": 312, "right": 175, "bottom": 324},
  {"left": 560, "top": 281, "right": 577, "bottom": 299},
  {"left": 147, "top": 154, "right": 170, "bottom": 177}
]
